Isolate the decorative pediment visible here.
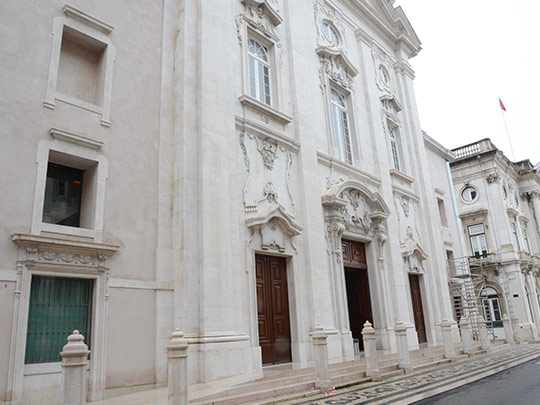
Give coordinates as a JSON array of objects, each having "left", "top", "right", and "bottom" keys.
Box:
[
  {"left": 246, "top": 204, "right": 302, "bottom": 236},
  {"left": 380, "top": 94, "right": 402, "bottom": 118},
  {"left": 323, "top": 179, "right": 390, "bottom": 219},
  {"left": 359, "top": 0, "right": 421, "bottom": 58},
  {"left": 317, "top": 47, "right": 358, "bottom": 79},
  {"left": 241, "top": 0, "right": 282, "bottom": 27}
]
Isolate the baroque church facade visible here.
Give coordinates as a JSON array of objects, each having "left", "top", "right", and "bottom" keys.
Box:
[{"left": 0, "top": 1, "right": 468, "bottom": 403}]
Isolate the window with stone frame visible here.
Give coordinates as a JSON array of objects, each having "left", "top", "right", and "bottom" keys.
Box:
[
  {"left": 386, "top": 122, "right": 402, "bottom": 171},
  {"left": 480, "top": 287, "right": 502, "bottom": 328},
  {"left": 330, "top": 88, "right": 353, "bottom": 164},
  {"left": 468, "top": 223, "right": 488, "bottom": 257},
  {"left": 247, "top": 38, "right": 272, "bottom": 106},
  {"left": 25, "top": 276, "right": 93, "bottom": 364}
]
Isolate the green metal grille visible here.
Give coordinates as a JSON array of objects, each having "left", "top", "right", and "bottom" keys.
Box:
[{"left": 25, "top": 276, "right": 93, "bottom": 364}]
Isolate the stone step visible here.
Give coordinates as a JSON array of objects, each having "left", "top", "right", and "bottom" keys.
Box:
[{"left": 192, "top": 380, "right": 317, "bottom": 405}]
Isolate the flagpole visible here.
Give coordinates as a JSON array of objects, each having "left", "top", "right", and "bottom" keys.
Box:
[{"left": 499, "top": 100, "right": 515, "bottom": 161}]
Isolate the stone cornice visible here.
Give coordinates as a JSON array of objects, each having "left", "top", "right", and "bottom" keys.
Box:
[{"left": 12, "top": 233, "right": 119, "bottom": 253}]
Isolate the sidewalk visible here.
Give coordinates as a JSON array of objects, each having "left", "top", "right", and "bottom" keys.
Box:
[
  {"left": 285, "top": 342, "right": 540, "bottom": 405},
  {"left": 93, "top": 342, "right": 540, "bottom": 405}
]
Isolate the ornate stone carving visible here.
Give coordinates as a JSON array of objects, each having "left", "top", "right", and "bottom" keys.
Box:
[
  {"left": 258, "top": 138, "right": 278, "bottom": 169},
  {"left": 400, "top": 195, "right": 411, "bottom": 217},
  {"left": 313, "top": 0, "right": 346, "bottom": 51},
  {"left": 239, "top": 132, "right": 250, "bottom": 171},
  {"left": 371, "top": 45, "right": 395, "bottom": 93},
  {"left": 319, "top": 53, "right": 353, "bottom": 90},
  {"left": 325, "top": 176, "right": 346, "bottom": 190},
  {"left": 485, "top": 171, "right": 500, "bottom": 184},
  {"left": 34, "top": 249, "right": 99, "bottom": 266},
  {"left": 237, "top": 1, "right": 281, "bottom": 46}
]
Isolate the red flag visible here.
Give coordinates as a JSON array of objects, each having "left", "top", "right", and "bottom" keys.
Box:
[{"left": 499, "top": 98, "right": 506, "bottom": 112}]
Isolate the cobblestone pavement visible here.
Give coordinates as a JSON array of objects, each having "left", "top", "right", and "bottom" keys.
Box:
[{"left": 285, "top": 343, "right": 540, "bottom": 405}]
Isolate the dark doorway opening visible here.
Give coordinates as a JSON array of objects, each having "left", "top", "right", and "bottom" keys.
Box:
[{"left": 342, "top": 239, "right": 373, "bottom": 351}]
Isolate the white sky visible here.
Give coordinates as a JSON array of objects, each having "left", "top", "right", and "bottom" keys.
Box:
[{"left": 395, "top": 0, "right": 540, "bottom": 165}]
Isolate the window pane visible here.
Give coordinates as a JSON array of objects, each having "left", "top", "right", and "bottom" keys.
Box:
[
  {"left": 468, "top": 224, "right": 484, "bottom": 236},
  {"left": 249, "top": 57, "right": 257, "bottom": 98},
  {"left": 25, "top": 276, "right": 92, "bottom": 364},
  {"left": 42, "top": 163, "right": 83, "bottom": 227}
]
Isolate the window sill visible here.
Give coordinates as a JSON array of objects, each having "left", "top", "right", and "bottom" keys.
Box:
[
  {"left": 389, "top": 169, "right": 415, "bottom": 186},
  {"left": 24, "top": 362, "right": 61, "bottom": 376},
  {"left": 239, "top": 95, "right": 292, "bottom": 126},
  {"left": 39, "top": 222, "right": 100, "bottom": 242}
]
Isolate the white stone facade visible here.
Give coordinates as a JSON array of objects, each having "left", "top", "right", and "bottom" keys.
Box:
[
  {"left": 0, "top": 1, "right": 465, "bottom": 403},
  {"left": 450, "top": 139, "right": 540, "bottom": 341}
]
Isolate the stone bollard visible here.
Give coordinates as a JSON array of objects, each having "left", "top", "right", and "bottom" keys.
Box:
[
  {"left": 502, "top": 314, "right": 515, "bottom": 344},
  {"left": 361, "top": 321, "right": 380, "bottom": 380},
  {"left": 60, "top": 330, "right": 90, "bottom": 405},
  {"left": 167, "top": 329, "right": 189, "bottom": 405},
  {"left": 394, "top": 321, "right": 411, "bottom": 372},
  {"left": 477, "top": 318, "right": 491, "bottom": 351},
  {"left": 511, "top": 315, "right": 522, "bottom": 344},
  {"left": 310, "top": 326, "right": 332, "bottom": 393},
  {"left": 440, "top": 319, "right": 456, "bottom": 360},
  {"left": 458, "top": 318, "right": 473, "bottom": 356}
]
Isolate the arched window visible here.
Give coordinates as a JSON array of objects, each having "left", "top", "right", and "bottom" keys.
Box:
[
  {"left": 480, "top": 287, "right": 503, "bottom": 328},
  {"left": 330, "top": 89, "right": 353, "bottom": 164},
  {"left": 248, "top": 39, "right": 271, "bottom": 105}
]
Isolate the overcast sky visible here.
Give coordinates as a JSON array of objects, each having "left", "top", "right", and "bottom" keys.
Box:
[{"left": 395, "top": 0, "right": 540, "bottom": 165}]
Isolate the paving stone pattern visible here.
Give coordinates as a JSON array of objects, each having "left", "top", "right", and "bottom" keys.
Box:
[{"left": 286, "top": 345, "right": 540, "bottom": 405}]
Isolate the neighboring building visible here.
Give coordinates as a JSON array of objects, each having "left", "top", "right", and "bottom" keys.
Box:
[
  {"left": 0, "top": 1, "right": 467, "bottom": 403},
  {"left": 450, "top": 138, "right": 540, "bottom": 340}
]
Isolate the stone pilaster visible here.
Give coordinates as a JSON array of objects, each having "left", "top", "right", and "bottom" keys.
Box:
[{"left": 502, "top": 314, "right": 515, "bottom": 344}]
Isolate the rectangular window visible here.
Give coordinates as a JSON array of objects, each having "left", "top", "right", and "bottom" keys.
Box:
[
  {"left": 512, "top": 222, "right": 521, "bottom": 251},
  {"left": 25, "top": 276, "right": 93, "bottom": 364},
  {"left": 330, "top": 88, "right": 353, "bottom": 164},
  {"left": 387, "top": 124, "right": 401, "bottom": 171},
  {"left": 42, "top": 163, "right": 83, "bottom": 227},
  {"left": 468, "top": 223, "right": 488, "bottom": 257},
  {"left": 437, "top": 198, "right": 448, "bottom": 228}
]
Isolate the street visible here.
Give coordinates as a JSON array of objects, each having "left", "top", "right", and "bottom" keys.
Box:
[{"left": 415, "top": 358, "right": 540, "bottom": 405}]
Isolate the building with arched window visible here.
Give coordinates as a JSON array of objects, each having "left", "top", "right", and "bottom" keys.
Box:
[
  {"left": 0, "top": 1, "right": 478, "bottom": 403},
  {"left": 449, "top": 139, "right": 540, "bottom": 341}
]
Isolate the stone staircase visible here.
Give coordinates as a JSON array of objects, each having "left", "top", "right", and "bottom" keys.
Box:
[{"left": 191, "top": 343, "right": 489, "bottom": 405}]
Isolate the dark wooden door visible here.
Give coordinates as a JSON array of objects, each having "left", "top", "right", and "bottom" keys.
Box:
[
  {"left": 256, "top": 254, "right": 292, "bottom": 365},
  {"left": 342, "top": 240, "right": 373, "bottom": 350},
  {"left": 409, "top": 274, "right": 427, "bottom": 344}
]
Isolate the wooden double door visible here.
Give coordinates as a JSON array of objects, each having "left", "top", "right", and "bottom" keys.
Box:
[
  {"left": 409, "top": 274, "right": 427, "bottom": 344},
  {"left": 256, "top": 254, "right": 292, "bottom": 365},
  {"left": 342, "top": 240, "right": 373, "bottom": 350}
]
